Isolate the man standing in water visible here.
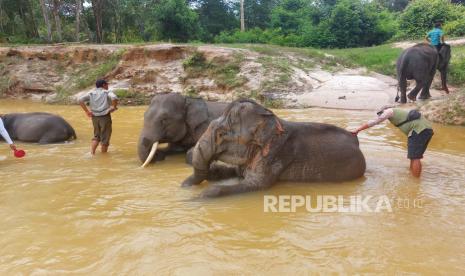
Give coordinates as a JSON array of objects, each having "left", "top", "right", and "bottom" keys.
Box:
[
  {"left": 425, "top": 21, "right": 445, "bottom": 51},
  {"left": 79, "top": 79, "right": 118, "bottom": 155},
  {"left": 351, "top": 106, "right": 434, "bottom": 177},
  {"left": 0, "top": 116, "right": 17, "bottom": 151}
]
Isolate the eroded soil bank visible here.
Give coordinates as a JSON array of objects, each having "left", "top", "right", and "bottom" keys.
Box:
[{"left": 0, "top": 43, "right": 460, "bottom": 124}]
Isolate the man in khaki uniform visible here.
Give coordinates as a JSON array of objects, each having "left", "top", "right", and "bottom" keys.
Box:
[
  {"left": 79, "top": 79, "right": 118, "bottom": 155},
  {"left": 351, "top": 106, "right": 434, "bottom": 177}
]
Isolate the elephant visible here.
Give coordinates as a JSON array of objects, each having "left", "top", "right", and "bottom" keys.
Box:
[
  {"left": 181, "top": 99, "right": 366, "bottom": 198},
  {"left": 396, "top": 43, "right": 451, "bottom": 103},
  {"left": 0, "top": 112, "right": 76, "bottom": 144},
  {"left": 138, "top": 93, "right": 228, "bottom": 166}
]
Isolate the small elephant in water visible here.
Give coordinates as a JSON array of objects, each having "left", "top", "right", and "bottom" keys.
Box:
[
  {"left": 182, "top": 99, "right": 366, "bottom": 197},
  {"left": 138, "top": 93, "right": 228, "bottom": 166},
  {"left": 1, "top": 112, "right": 76, "bottom": 144},
  {"left": 396, "top": 43, "right": 451, "bottom": 103}
]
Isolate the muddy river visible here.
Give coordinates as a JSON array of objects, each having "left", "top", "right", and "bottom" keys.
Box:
[{"left": 1, "top": 100, "right": 464, "bottom": 274}]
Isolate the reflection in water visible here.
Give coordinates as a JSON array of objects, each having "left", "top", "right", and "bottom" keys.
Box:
[{"left": 1, "top": 100, "right": 465, "bottom": 274}]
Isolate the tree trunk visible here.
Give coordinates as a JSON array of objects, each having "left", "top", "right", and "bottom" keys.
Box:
[
  {"left": 240, "top": 0, "right": 245, "bottom": 32},
  {"left": 18, "top": 0, "right": 39, "bottom": 39},
  {"left": 52, "top": 0, "right": 62, "bottom": 42},
  {"left": 39, "top": 0, "right": 52, "bottom": 42},
  {"left": 75, "top": 0, "right": 82, "bottom": 41},
  {"left": 91, "top": 0, "right": 104, "bottom": 43}
]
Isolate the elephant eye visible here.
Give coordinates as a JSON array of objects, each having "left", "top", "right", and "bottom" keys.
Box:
[{"left": 216, "top": 129, "right": 226, "bottom": 140}]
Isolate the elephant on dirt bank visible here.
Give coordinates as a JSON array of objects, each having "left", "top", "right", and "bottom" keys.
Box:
[
  {"left": 1, "top": 112, "right": 76, "bottom": 144},
  {"left": 181, "top": 99, "right": 366, "bottom": 197},
  {"left": 138, "top": 93, "right": 228, "bottom": 166},
  {"left": 396, "top": 43, "right": 451, "bottom": 103}
]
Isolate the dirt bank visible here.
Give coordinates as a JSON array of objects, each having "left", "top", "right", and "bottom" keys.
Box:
[{"left": 0, "top": 43, "right": 455, "bottom": 113}]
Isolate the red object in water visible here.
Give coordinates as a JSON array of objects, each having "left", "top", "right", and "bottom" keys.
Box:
[{"left": 13, "top": 149, "right": 26, "bottom": 158}]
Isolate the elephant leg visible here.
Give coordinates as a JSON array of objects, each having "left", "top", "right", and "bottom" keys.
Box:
[
  {"left": 398, "top": 77, "right": 408, "bottom": 103},
  {"left": 181, "top": 168, "right": 209, "bottom": 187},
  {"left": 419, "top": 68, "right": 436, "bottom": 99},
  {"left": 407, "top": 80, "right": 423, "bottom": 101},
  {"left": 418, "top": 82, "right": 433, "bottom": 100},
  {"left": 200, "top": 165, "right": 279, "bottom": 198}
]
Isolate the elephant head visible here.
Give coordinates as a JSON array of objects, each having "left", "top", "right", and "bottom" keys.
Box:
[
  {"left": 438, "top": 44, "right": 451, "bottom": 93},
  {"left": 138, "top": 93, "right": 210, "bottom": 165},
  {"left": 188, "top": 99, "right": 283, "bottom": 182}
]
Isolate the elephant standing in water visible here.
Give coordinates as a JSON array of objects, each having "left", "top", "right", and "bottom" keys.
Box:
[
  {"left": 138, "top": 93, "right": 228, "bottom": 166},
  {"left": 182, "top": 99, "right": 366, "bottom": 198},
  {"left": 1, "top": 112, "right": 76, "bottom": 144},
  {"left": 396, "top": 43, "right": 451, "bottom": 103}
]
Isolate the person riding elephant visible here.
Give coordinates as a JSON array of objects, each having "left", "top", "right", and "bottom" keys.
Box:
[
  {"left": 0, "top": 112, "right": 76, "bottom": 144},
  {"left": 396, "top": 43, "right": 451, "bottom": 103},
  {"left": 181, "top": 99, "right": 366, "bottom": 198},
  {"left": 138, "top": 93, "right": 228, "bottom": 167}
]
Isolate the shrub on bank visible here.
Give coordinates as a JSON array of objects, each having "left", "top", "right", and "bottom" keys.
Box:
[{"left": 399, "top": 0, "right": 465, "bottom": 39}]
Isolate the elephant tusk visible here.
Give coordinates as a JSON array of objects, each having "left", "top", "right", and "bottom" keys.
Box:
[{"left": 141, "top": 141, "right": 158, "bottom": 168}]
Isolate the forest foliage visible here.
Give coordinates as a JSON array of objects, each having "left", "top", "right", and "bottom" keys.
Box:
[{"left": 0, "top": 0, "right": 464, "bottom": 48}]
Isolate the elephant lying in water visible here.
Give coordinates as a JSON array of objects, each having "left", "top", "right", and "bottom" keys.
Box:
[
  {"left": 182, "top": 99, "right": 366, "bottom": 197},
  {"left": 138, "top": 93, "right": 228, "bottom": 166},
  {"left": 396, "top": 43, "right": 451, "bottom": 103},
  {"left": 1, "top": 112, "right": 76, "bottom": 144}
]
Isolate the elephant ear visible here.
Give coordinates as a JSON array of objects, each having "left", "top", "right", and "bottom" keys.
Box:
[{"left": 185, "top": 97, "right": 209, "bottom": 132}]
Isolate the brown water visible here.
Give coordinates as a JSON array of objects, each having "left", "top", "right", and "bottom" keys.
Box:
[{"left": 1, "top": 100, "right": 465, "bottom": 274}]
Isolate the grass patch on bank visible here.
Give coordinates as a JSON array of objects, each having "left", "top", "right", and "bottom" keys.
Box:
[
  {"left": 114, "top": 88, "right": 151, "bottom": 105},
  {"left": 325, "top": 44, "right": 402, "bottom": 76},
  {"left": 257, "top": 55, "right": 293, "bottom": 91},
  {"left": 449, "top": 45, "right": 465, "bottom": 85},
  {"left": 0, "top": 76, "right": 9, "bottom": 96},
  {"left": 52, "top": 49, "right": 125, "bottom": 103},
  {"left": 73, "top": 50, "right": 124, "bottom": 89},
  {"left": 324, "top": 43, "right": 465, "bottom": 86},
  {"left": 182, "top": 51, "right": 247, "bottom": 90}
]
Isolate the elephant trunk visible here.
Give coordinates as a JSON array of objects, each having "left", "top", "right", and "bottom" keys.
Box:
[
  {"left": 187, "top": 126, "right": 217, "bottom": 185},
  {"left": 138, "top": 130, "right": 161, "bottom": 164}
]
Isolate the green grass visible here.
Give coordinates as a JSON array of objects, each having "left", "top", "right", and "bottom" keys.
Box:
[
  {"left": 325, "top": 44, "right": 402, "bottom": 76},
  {"left": 0, "top": 76, "right": 9, "bottom": 96},
  {"left": 257, "top": 55, "right": 293, "bottom": 92},
  {"left": 113, "top": 88, "right": 151, "bottom": 105},
  {"left": 323, "top": 44, "right": 465, "bottom": 86},
  {"left": 449, "top": 45, "right": 465, "bottom": 85},
  {"left": 183, "top": 51, "right": 247, "bottom": 90}
]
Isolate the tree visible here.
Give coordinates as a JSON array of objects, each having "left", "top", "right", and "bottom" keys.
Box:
[
  {"left": 151, "top": 0, "right": 201, "bottom": 42},
  {"left": 52, "top": 0, "right": 62, "bottom": 41},
  {"left": 240, "top": 0, "right": 245, "bottom": 31},
  {"left": 17, "top": 0, "right": 39, "bottom": 39},
  {"left": 400, "top": 0, "right": 460, "bottom": 38},
  {"left": 376, "top": 0, "right": 410, "bottom": 12},
  {"left": 197, "top": 0, "right": 237, "bottom": 40},
  {"left": 270, "top": 0, "right": 312, "bottom": 35},
  {"left": 39, "top": 0, "right": 53, "bottom": 42},
  {"left": 91, "top": 0, "right": 104, "bottom": 43},
  {"left": 75, "top": 0, "right": 82, "bottom": 41}
]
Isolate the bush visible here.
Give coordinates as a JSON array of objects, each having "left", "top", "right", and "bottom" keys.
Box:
[
  {"left": 399, "top": 0, "right": 463, "bottom": 38},
  {"left": 214, "top": 0, "right": 396, "bottom": 49},
  {"left": 444, "top": 16, "right": 465, "bottom": 37}
]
